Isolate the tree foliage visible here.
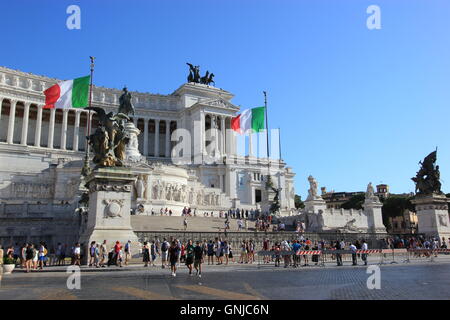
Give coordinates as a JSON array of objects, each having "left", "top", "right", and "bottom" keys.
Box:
[
  {"left": 341, "top": 194, "right": 365, "bottom": 210},
  {"left": 381, "top": 196, "right": 415, "bottom": 229},
  {"left": 294, "top": 194, "right": 305, "bottom": 209}
]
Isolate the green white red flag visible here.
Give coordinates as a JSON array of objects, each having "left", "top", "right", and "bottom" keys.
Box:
[
  {"left": 231, "top": 107, "right": 265, "bottom": 134},
  {"left": 43, "top": 75, "right": 90, "bottom": 109}
]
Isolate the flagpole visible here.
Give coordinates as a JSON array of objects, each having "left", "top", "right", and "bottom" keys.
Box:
[
  {"left": 263, "top": 91, "right": 270, "bottom": 173},
  {"left": 81, "top": 56, "right": 95, "bottom": 177},
  {"left": 278, "top": 127, "right": 282, "bottom": 162}
]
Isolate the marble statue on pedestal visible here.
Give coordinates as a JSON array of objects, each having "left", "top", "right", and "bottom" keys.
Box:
[{"left": 306, "top": 175, "right": 319, "bottom": 201}]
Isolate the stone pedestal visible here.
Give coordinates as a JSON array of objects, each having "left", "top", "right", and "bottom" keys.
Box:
[
  {"left": 79, "top": 167, "right": 140, "bottom": 263},
  {"left": 412, "top": 194, "right": 450, "bottom": 241},
  {"left": 304, "top": 197, "right": 327, "bottom": 213},
  {"left": 261, "top": 188, "right": 276, "bottom": 215},
  {"left": 362, "top": 197, "right": 386, "bottom": 233},
  {"left": 124, "top": 122, "right": 143, "bottom": 163}
]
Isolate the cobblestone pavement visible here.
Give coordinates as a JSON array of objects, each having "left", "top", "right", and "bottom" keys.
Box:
[{"left": 0, "top": 261, "right": 449, "bottom": 300}]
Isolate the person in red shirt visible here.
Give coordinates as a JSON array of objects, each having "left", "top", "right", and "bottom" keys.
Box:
[{"left": 114, "top": 241, "right": 121, "bottom": 266}]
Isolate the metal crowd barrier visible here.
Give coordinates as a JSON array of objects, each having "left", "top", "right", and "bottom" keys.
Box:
[
  {"left": 256, "top": 248, "right": 450, "bottom": 267},
  {"left": 406, "top": 248, "right": 450, "bottom": 263}
]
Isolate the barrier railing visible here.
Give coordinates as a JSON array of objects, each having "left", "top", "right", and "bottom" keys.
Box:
[{"left": 256, "top": 248, "right": 450, "bottom": 267}]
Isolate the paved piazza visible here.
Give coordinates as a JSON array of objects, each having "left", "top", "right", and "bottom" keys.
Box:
[{"left": 1, "top": 261, "right": 449, "bottom": 300}]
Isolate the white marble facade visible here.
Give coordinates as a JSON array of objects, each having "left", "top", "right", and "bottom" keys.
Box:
[
  {"left": 281, "top": 178, "right": 386, "bottom": 233},
  {"left": 0, "top": 66, "right": 296, "bottom": 246}
]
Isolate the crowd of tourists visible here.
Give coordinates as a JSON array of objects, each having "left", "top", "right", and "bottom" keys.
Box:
[{"left": 1, "top": 234, "right": 448, "bottom": 274}]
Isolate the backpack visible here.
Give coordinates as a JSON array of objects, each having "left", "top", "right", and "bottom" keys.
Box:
[{"left": 161, "top": 242, "right": 168, "bottom": 252}]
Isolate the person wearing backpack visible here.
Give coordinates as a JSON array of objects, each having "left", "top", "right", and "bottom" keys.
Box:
[
  {"left": 124, "top": 240, "right": 131, "bottom": 266},
  {"left": 207, "top": 240, "right": 215, "bottom": 265},
  {"left": 161, "top": 238, "right": 169, "bottom": 268}
]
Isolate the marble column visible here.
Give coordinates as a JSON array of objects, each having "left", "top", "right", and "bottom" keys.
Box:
[
  {"left": 143, "top": 118, "right": 149, "bottom": 156},
  {"left": 221, "top": 116, "right": 226, "bottom": 155},
  {"left": 154, "top": 119, "right": 160, "bottom": 157},
  {"left": 48, "top": 108, "right": 56, "bottom": 149},
  {"left": 61, "top": 109, "right": 69, "bottom": 150},
  {"left": 34, "top": 105, "right": 43, "bottom": 147},
  {"left": 165, "top": 120, "right": 170, "bottom": 158},
  {"left": 73, "top": 110, "right": 81, "bottom": 151},
  {"left": 20, "top": 102, "right": 31, "bottom": 146},
  {"left": 200, "top": 111, "right": 205, "bottom": 156},
  {"left": 7, "top": 99, "right": 17, "bottom": 144},
  {"left": 248, "top": 131, "right": 253, "bottom": 157}
]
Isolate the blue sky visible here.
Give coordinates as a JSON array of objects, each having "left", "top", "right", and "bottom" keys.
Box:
[{"left": 1, "top": 0, "right": 449, "bottom": 199}]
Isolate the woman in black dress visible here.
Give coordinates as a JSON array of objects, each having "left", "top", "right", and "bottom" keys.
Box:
[{"left": 142, "top": 242, "right": 150, "bottom": 267}]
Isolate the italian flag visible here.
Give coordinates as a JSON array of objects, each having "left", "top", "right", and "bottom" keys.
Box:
[
  {"left": 231, "top": 107, "right": 265, "bottom": 134},
  {"left": 43, "top": 75, "right": 90, "bottom": 109}
]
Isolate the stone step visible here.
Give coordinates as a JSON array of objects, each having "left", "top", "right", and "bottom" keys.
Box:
[{"left": 131, "top": 216, "right": 265, "bottom": 232}]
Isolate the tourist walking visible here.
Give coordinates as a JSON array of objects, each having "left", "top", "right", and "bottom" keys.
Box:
[
  {"left": 193, "top": 241, "right": 203, "bottom": 278},
  {"left": 25, "top": 244, "right": 34, "bottom": 273},
  {"left": 292, "top": 240, "right": 301, "bottom": 268},
  {"left": 113, "top": 241, "right": 121, "bottom": 266},
  {"left": 207, "top": 240, "right": 214, "bottom": 265},
  {"left": 142, "top": 242, "right": 150, "bottom": 267},
  {"left": 99, "top": 240, "right": 107, "bottom": 267},
  {"left": 73, "top": 243, "right": 81, "bottom": 266},
  {"left": 335, "top": 241, "right": 343, "bottom": 266},
  {"left": 161, "top": 238, "right": 169, "bottom": 268},
  {"left": 89, "top": 241, "right": 97, "bottom": 267},
  {"left": 20, "top": 243, "right": 27, "bottom": 268},
  {"left": 223, "top": 241, "right": 230, "bottom": 265},
  {"left": 361, "top": 240, "right": 368, "bottom": 265},
  {"left": 37, "top": 242, "right": 46, "bottom": 270},
  {"left": 281, "top": 240, "right": 291, "bottom": 268},
  {"left": 185, "top": 240, "right": 195, "bottom": 275},
  {"left": 215, "top": 238, "right": 222, "bottom": 265},
  {"left": 239, "top": 241, "right": 248, "bottom": 264},
  {"left": 150, "top": 240, "right": 158, "bottom": 266},
  {"left": 168, "top": 241, "right": 180, "bottom": 277},
  {"left": 124, "top": 240, "right": 132, "bottom": 265},
  {"left": 350, "top": 242, "right": 357, "bottom": 266}
]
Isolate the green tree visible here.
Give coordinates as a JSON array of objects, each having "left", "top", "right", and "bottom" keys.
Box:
[
  {"left": 294, "top": 194, "right": 305, "bottom": 209},
  {"left": 381, "top": 196, "right": 415, "bottom": 230},
  {"left": 341, "top": 194, "right": 365, "bottom": 210}
]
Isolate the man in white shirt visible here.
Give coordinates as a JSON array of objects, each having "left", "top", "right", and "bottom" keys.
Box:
[
  {"left": 73, "top": 243, "right": 81, "bottom": 266},
  {"left": 350, "top": 243, "right": 357, "bottom": 266},
  {"left": 361, "top": 240, "right": 368, "bottom": 265}
]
